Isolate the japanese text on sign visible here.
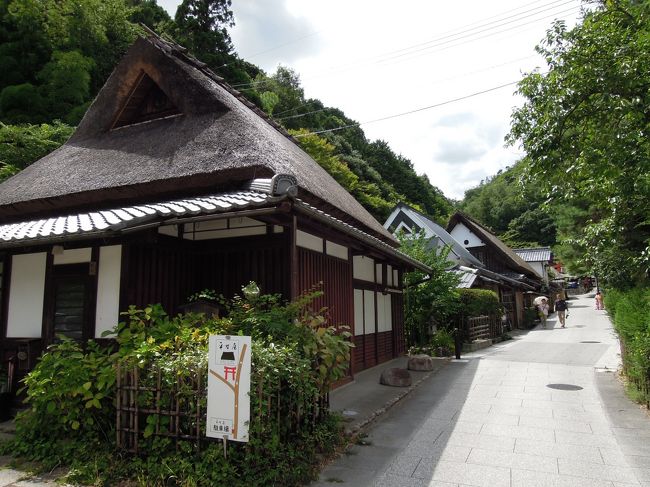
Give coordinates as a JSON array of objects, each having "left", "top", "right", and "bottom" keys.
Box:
[{"left": 206, "top": 335, "right": 251, "bottom": 442}]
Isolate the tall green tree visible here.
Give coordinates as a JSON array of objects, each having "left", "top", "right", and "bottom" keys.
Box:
[
  {"left": 399, "top": 231, "right": 460, "bottom": 347},
  {"left": 508, "top": 0, "right": 650, "bottom": 287},
  {"left": 0, "top": 0, "right": 137, "bottom": 123},
  {"left": 0, "top": 122, "right": 74, "bottom": 182}
]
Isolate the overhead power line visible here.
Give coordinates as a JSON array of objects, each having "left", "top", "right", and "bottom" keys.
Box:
[
  {"left": 230, "top": 0, "right": 578, "bottom": 90},
  {"left": 293, "top": 80, "right": 522, "bottom": 138},
  {"left": 274, "top": 54, "right": 538, "bottom": 122}
]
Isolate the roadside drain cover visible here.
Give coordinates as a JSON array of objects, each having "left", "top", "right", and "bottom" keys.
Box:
[
  {"left": 580, "top": 341, "right": 601, "bottom": 343},
  {"left": 546, "top": 384, "right": 583, "bottom": 391}
]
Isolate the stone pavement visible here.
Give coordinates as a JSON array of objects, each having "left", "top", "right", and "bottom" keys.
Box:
[{"left": 314, "top": 293, "right": 650, "bottom": 487}]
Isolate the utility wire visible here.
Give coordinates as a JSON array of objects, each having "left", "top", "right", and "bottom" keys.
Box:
[
  {"left": 230, "top": 0, "right": 578, "bottom": 90},
  {"left": 275, "top": 54, "right": 538, "bottom": 121},
  {"left": 292, "top": 80, "right": 521, "bottom": 138},
  {"left": 236, "top": 0, "right": 557, "bottom": 73}
]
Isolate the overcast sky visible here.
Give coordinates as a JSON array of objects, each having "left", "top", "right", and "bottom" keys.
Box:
[{"left": 159, "top": 0, "right": 584, "bottom": 200}]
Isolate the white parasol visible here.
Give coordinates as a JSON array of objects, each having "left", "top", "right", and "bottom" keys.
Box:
[{"left": 533, "top": 296, "right": 549, "bottom": 306}]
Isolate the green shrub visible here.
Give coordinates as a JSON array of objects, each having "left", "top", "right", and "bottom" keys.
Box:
[
  {"left": 7, "top": 285, "right": 351, "bottom": 486},
  {"left": 608, "top": 286, "right": 650, "bottom": 404},
  {"left": 431, "top": 328, "right": 454, "bottom": 353},
  {"left": 458, "top": 289, "right": 503, "bottom": 317},
  {"left": 8, "top": 339, "right": 115, "bottom": 469},
  {"left": 523, "top": 308, "right": 538, "bottom": 328},
  {"left": 603, "top": 288, "right": 624, "bottom": 322}
]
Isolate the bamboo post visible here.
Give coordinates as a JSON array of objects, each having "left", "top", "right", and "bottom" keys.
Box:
[
  {"left": 116, "top": 362, "right": 121, "bottom": 449},
  {"left": 156, "top": 367, "right": 161, "bottom": 435},
  {"left": 134, "top": 367, "right": 139, "bottom": 454}
]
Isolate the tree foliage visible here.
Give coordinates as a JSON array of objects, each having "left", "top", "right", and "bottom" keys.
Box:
[
  {"left": 0, "top": 121, "right": 74, "bottom": 182},
  {"left": 0, "top": 0, "right": 453, "bottom": 228},
  {"left": 508, "top": 0, "right": 650, "bottom": 287},
  {"left": 0, "top": 0, "right": 138, "bottom": 124},
  {"left": 398, "top": 231, "right": 460, "bottom": 346}
]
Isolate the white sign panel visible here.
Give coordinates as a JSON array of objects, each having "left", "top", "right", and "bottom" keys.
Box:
[{"left": 207, "top": 335, "right": 251, "bottom": 442}]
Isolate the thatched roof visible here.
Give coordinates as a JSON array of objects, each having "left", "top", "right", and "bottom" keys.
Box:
[
  {"left": 447, "top": 212, "right": 538, "bottom": 278},
  {"left": 0, "top": 35, "right": 396, "bottom": 244}
]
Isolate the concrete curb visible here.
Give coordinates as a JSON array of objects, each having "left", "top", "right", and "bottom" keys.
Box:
[{"left": 344, "top": 357, "right": 450, "bottom": 436}]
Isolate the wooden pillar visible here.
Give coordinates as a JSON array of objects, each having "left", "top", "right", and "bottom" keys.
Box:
[{"left": 289, "top": 215, "right": 299, "bottom": 299}]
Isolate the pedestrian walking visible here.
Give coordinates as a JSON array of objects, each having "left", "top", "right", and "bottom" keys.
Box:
[
  {"left": 595, "top": 291, "right": 604, "bottom": 310},
  {"left": 538, "top": 298, "right": 549, "bottom": 328},
  {"left": 555, "top": 294, "right": 568, "bottom": 328}
]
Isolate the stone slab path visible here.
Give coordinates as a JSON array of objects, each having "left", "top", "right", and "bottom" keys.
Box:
[{"left": 314, "top": 293, "right": 650, "bottom": 487}]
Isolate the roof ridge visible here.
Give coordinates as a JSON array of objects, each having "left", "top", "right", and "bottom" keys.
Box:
[{"left": 143, "top": 30, "right": 297, "bottom": 144}]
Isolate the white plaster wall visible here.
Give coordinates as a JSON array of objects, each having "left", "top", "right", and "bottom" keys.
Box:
[
  {"left": 353, "top": 256, "right": 375, "bottom": 281},
  {"left": 363, "top": 289, "right": 375, "bottom": 334},
  {"left": 7, "top": 253, "right": 46, "bottom": 338},
  {"left": 326, "top": 241, "right": 348, "bottom": 260},
  {"left": 450, "top": 223, "right": 485, "bottom": 248},
  {"left": 53, "top": 247, "right": 91, "bottom": 265},
  {"left": 377, "top": 293, "right": 393, "bottom": 332},
  {"left": 353, "top": 289, "right": 364, "bottom": 336},
  {"left": 375, "top": 263, "right": 383, "bottom": 284},
  {"left": 95, "top": 245, "right": 122, "bottom": 338},
  {"left": 296, "top": 230, "right": 323, "bottom": 253}
]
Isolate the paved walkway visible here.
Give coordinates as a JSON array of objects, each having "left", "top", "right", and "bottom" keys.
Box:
[{"left": 314, "top": 293, "right": 650, "bottom": 487}]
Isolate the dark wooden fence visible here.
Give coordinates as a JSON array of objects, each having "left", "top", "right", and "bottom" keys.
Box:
[
  {"left": 115, "top": 359, "right": 330, "bottom": 454},
  {"left": 464, "top": 315, "right": 503, "bottom": 342},
  {"left": 116, "top": 362, "right": 205, "bottom": 453}
]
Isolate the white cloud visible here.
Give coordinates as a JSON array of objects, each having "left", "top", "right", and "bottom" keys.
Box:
[{"left": 157, "top": 0, "right": 581, "bottom": 201}]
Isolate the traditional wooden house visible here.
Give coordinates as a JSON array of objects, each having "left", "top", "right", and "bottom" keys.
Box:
[
  {"left": 446, "top": 212, "right": 539, "bottom": 328},
  {"left": 384, "top": 203, "right": 529, "bottom": 292},
  {"left": 0, "top": 35, "right": 429, "bottom": 384},
  {"left": 513, "top": 247, "right": 552, "bottom": 285}
]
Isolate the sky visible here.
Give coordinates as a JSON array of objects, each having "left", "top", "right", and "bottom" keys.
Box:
[{"left": 158, "top": 0, "right": 584, "bottom": 200}]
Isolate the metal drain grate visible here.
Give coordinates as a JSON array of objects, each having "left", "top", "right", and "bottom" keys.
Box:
[
  {"left": 546, "top": 384, "right": 583, "bottom": 391},
  {"left": 580, "top": 340, "right": 601, "bottom": 343}
]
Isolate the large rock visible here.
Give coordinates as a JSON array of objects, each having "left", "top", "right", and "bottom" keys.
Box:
[
  {"left": 408, "top": 354, "right": 434, "bottom": 371},
  {"left": 380, "top": 368, "right": 412, "bottom": 387}
]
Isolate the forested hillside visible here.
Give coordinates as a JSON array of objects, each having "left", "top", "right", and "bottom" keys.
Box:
[
  {"left": 461, "top": 0, "right": 650, "bottom": 291},
  {"left": 0, "top": 0, "right": 451, "bottom": 225}
]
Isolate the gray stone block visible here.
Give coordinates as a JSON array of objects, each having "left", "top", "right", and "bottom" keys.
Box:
[
  {"left": 380, "top": 368, "right": 412, "bottom": 387},
  {"left": 407, "top": 354, "right": 434, "bottom": 371}
]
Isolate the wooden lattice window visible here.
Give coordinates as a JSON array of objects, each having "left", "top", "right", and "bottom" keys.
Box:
[{"left": 112, "top": 71, "right": 181, "bottom": 129}]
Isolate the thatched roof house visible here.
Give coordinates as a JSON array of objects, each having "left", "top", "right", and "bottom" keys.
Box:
[
  {"left": 0, "top": 34, "right": 426, "bottom": 380},
  {"left": 0, "top": 35, "right": 394, "bottom": 245}
]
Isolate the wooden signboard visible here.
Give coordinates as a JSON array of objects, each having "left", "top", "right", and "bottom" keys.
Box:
[{"left": 206, "top": 335, "right": 251, "bottom": 442}]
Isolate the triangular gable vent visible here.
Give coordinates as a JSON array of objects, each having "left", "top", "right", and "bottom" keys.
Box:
[{"left": 112, "top": 71, "right": 181, "bottom": 129}]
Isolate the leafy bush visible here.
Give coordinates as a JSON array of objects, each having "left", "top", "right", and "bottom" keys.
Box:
[
  {"left": 8, "top": 339, "right": 115, "bottom": 469},
  {"left": 7, "top": 285, "right": 350, "bottom": 486},
  {"left": 458, "top": 289, "right": 503, "bottom": 317},
  {"left": 408, "top": 328, "right": 455, "bottom": 357},
  {"left": 430, "top": 328, "right": 454, "bottom": 356},
  {"left": 523, "top": 308, "right": 538, "bottom": 328},
  {"left": 607, "top": 287, "right": 650, "bottom": 404},
  {"left": 398, "top": 231, "right": 461, "bottom": 346}
]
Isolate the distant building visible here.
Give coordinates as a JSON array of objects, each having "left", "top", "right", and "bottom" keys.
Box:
[
  {"left": 446, "top": 212, "right": 541, "bottom": 328},
  {"left": 513, "top": 247, "right": 553, "bottom": 284},
  {"left": 384, "top": 205, "right": 541, "bottom": 328}
]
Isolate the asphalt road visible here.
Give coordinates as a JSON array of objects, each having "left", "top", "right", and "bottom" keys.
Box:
[{"left": 314, "top": 293, "right": 650, "bottom": 487}]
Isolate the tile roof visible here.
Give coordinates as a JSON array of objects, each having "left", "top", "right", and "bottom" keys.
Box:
[
  {"left": 0, "top": 190, "right": 273, "bottom": 246},
  {"left": 514, "top": 247, "right": 552, "bottom": 263},
  {"left": 447, "top": 212, "right": 539, "bottom": 278},
  {"left": 0, "top": 184, "right": 432, "bottom": 274},
  {"left": 452, "top": 269, "right": 478, "bottom": 289}
]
